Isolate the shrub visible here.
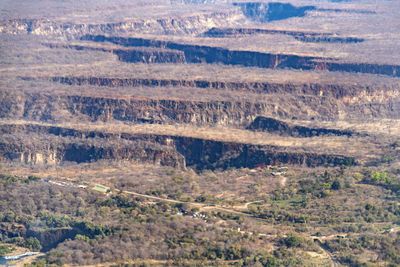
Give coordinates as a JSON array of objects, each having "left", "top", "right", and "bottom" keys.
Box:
[{"left": 370, "top": 172, "right": 391, "bottom": 185}]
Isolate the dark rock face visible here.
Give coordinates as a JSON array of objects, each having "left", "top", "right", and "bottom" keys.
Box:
[
  {"left": 80, "top": 35, "right": 400, "bottom": 78},
  {"left": 8, "top": 87, "right": 400, "bottom": 123},
  {"left": 233, "top": 2, "right": 316, "bottom": 22},
  {"left": 2, "top": 223, "right": 103, "bottom": 252},
  {"left": 294, "top": 35, "right": 364, "bottom": 43},
  {"left": 1, "top": 87, "right": 399, "bottom": 129},
  {"left": 172, "top": 136, "right": 353, "bottom": 169},
  {"left": 81, "top": 34, "right": 321, "bottom": 70},
  {"left": 0, "top": 141, "right": 186, "bottom": 169},
  {"left": 0, "top": 123, "right": 355, "bottom": 170},
  {"left": 61, "top": 143, "right": 185, "bottom": 168},
  {"left": 326, "top": 62, "right": 400, "bottom": 77},
  {"left": 0, "top": 92, "right": 271, "bottom": 125},
  {"left": 247, "top": 116, "right": 354, "bottom": 137},
  {"left": 203, "top": 27, "right": 364, "bottom": 43},
  {"left": 0, "top": 222, "right": 75, "bottom": 252},
  {"left": 248, "top": 117, "right": 291, "bottom": 133},
  {"left": 0, "top": 222, "right": 27, "bottom": 238},
  {"left": 45, "top": 76, "right": 377, "bottom": 99},
  {"left": 27, "top": 228, "right": 78, "bottom": 251},
  {"left": 113, "top": 49, "right": 186, "bottom": 64}
]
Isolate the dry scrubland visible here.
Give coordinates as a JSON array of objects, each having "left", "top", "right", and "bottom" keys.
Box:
[{"left": 0, "top": 0, "right": 400, "bottom": 266}]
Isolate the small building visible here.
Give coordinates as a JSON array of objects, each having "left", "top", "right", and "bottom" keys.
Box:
[{"left": 91, "top": 185, "right": 110, "bottom": 193}]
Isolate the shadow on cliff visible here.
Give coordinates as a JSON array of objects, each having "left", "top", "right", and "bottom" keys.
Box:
[
  {"left": 76, "top": 35, "right": 400, "bottom": 78},
  {"left": 233, "top": 2, "right": 316, "bottom": 22},
  {"left": 0, "top": 123, "right": 356, "bottom": 171},
  {"left": 247, "top": 116, "right": 359, "bottom": 138}
]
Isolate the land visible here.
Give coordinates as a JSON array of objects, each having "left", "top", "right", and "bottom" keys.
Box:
[{"left": 0, "top": 0, "right": 399, "bottom": 266}]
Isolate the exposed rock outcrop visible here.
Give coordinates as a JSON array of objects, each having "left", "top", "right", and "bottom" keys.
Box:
[
  {"left": 0, "top": 123, "right": 355, "bottom": 170},
  {"left": 114, "top": 48, "right": 186, "bottom": 64},
  {"left": 247, "top": 116, "right": 354, "bottom": 137},
  {"left": 81, "top": 35, "right": 322, "bottom": 70},
  {"left": 0, "top": 140, "right": 185, "bottom": 169},
  {"left": 80, "top": 35, "right": 400, "bottom": 77},
  {"left": 233, "top": 2, "right": 316, "bottom": 22},
  {"left": 42, "top": 76, "right": 392, "bottom": 100},
  {"left": 203, "top": 27, "right": 364, "bottom": 43},
  {"left": 0, "top": 91, "right": 271, "bottom": 125},
  {"left": 1, "top": 88, "right": 400, "bottom": 128},
  {"left": 0, "top": 222, "right": 27, "bottom": 239},
  {"left": 27, "top": 228, "right": 77, "bottom": 251},
  {"left": 0, "top": 10, "right": 241, "bottom": 37}
]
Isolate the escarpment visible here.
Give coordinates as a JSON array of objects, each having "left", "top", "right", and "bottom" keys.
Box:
[
  {"left": 247, "top": 116, "right": 354, "bottom": 137},
  {"left": 0, "top": 90, "right": 334, "bottom": 124},
  {"left": 1, "top": 0, "right": 399, "bottom": 175},
  {"left": 0, "top": 93, "right": 266, "bottom": 125},
  {"left": 233, "top": 2, "right": 316, "bottom": 22},
  {"left": 27, "top": 228, "right": 78, "bottom": 252},
  {"left": 114, "top": 48, "right": 186, "bottom": 64},
  {"left": 0, "top": 122, "right": 355, "bottom": 170},
  {"left": 0, "top": 10, "right": 241, "bottom": 37},
  {"left": 1, "top": 86, "right": 399, "bottom": 129},
  {"left": 80, "top": 35, "right": 400, "bottom": 78},
  {"left": 80, "top": 35, "right": 325, "bottom": 70},
  {"left": 1, "top": 1, "right": 400, "bottom": 265},
  {"left": 42, "top": 76, "right": 398, "bottom": 100},
  {"left": 204, "top": 28, "right": 364, "bottom": 43},
  {"left": 0, "top": 134, "right": 186, "bottom": 168}
]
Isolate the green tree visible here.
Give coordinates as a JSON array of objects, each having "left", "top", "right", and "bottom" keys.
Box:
[
  {"left": 370, "top": 172, "right": 391, "bottom": 184},
  {"left": 331, "top": 180, "right": 342, "bottom": 190},
  {"left": 282, "top": 233, "right": 305, "bottom": 248},
  {"left": 26, "top": 237, "right": 42, "bottom": 251},
  {"left": 0, "top": 245, "right": 13, "bottom": 256}
]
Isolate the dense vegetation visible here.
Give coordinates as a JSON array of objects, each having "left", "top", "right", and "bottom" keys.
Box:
[
  {"left": 0, "top": 173, "right": 268, "bottom": 265},
  {"left": 0, "top": 159, "right": 399, "bottom": 266}
]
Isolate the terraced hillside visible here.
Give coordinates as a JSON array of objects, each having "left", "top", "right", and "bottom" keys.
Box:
[{"left": 0, "top": 0, "right": 399, "bottom": 266}]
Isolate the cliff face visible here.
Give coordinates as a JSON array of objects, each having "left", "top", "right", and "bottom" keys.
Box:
[
  {"left": 326, "top": 62, "right": 400, "bottom": 77},
  {"left": 0, "top": 92, "right": 271, "bottom": 125},
  {"left": 203, "top": 27, "right": 364, "bottom": 43},
  {"left": 0, "top": 3, "right": 398, "bottom": 173},
  {"left": 0, "top": 123, "right": 355, "bottom": 170},
  {"left": 4, "top": 80, "right": 399, "bottom": 124},
  {"left": 114, "top": 49, "right": 186, "bottom": 64},
  {"left": 20, "top": 151, "right": 57, "bottom": 165},
  {"left": 247, "top": 116, "right": 354, "bottom": 137},
  {"left": 0, "top": 141, "right": 185, "bottom": 169},
  {"left": 0, "top": 11, "right": 241, "bottom": 37},
  {"left": 27, "top": 228, "right": 78, "bottom": 251},
  {"left": 0, "top": 222, "right": 27, "bottom": 238},
  {"left": 46, "top": 76, "right": 396, "bottom": 100},
  {"left": 81, "top": 35, "right": 400, "bottom": 78},
  {"left": 171, "top": 136, "right": 353, "bottom": 169},
  {"left": 233, "top": 2, "right": 316, "bottom": 22},
  {"left": 81, "top": 35, "right": 321, "bottom": 70}
]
